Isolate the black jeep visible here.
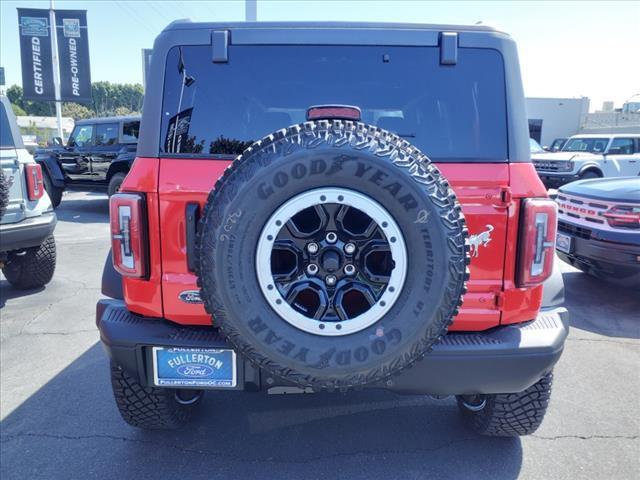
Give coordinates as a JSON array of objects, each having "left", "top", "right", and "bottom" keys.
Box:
[{"left": 35, "top": 116, "right": 140, "bottom": 207}]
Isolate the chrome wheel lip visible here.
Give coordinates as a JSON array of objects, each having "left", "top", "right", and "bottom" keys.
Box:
[{"left": 256, "top": 187, "right": 407, "bottom": 337}]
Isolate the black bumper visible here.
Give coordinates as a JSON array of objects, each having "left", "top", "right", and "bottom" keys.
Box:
[
  {"left": 0, "top": 212, "right": 57, "bottom": 253},
  {"left": 557, "top": 233, "right": 640, "bottom": 282},
  {"left": 96, "top": 299, "right": 569, "bottom": 395},
  {"left": 536, "top": 172, "right": 580, "bottom": 189}
]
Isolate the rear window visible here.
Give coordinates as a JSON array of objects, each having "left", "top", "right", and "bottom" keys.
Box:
[
  {"left": 122, "top": 121, "right": 140, "bottom": 143},
  {"left": 95, "top": 123, "right": 119, "bottom": 146},
  {"left": 161, "top": 45, "right": 508, "bottom": 162},
  {"left": 1, "top": 103, "right": 16, "bottom": 149}
]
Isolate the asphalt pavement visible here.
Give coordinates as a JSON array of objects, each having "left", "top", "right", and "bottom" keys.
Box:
[{"left": 1, "top": 190, "right": 638, "bottom": 480}]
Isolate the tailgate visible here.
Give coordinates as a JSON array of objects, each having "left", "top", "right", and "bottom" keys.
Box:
[
  {"left": 439, "top": 164, "right": 510, "bottom": 330},
  {"left": 1, "top": 149, "right": 26, "bottom": 224},
  {"left": 158, "top": 159, "right": 510, "bottom": 331}
]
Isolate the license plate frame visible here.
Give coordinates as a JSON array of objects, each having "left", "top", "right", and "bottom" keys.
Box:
[
  {"left": 556, "top": 232, "right": 572, "bottom": 254},
  {"left": 152, "top": 347, "right": 237, "bottom": 388}
]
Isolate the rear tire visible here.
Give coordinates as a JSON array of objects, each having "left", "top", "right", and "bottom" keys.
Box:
[
  {"left": 43, "top": 171, "right": 63, "bottom": 208},
  {"left": 108, "top": 172, "right": 126, "bottom": 197},
  {"left": 2, "top": 235, "right": 57, "bottom": 289},
  {"left": 578, "top": 171, "right": 600, "bottom": 181},
  {"left": 110, "top": 363, "right": 203, "bottom": 430},
  {"left": 456, "top": 372, "right": 553, "bottom": 437}
]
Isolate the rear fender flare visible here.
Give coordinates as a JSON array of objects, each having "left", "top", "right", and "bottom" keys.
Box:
[
  {"left": 577, "top": 164, "right": 602, "bottom": 177},
  {"left": 36, "top": 155, "right": 65, "bottom": 188},
  {"left": 541, "top": 255, "right": 565, "bottom": 309}
]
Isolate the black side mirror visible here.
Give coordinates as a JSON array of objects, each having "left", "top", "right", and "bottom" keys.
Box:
[{"left": 52, "top": 136, "right": 63, "bottom": 147}]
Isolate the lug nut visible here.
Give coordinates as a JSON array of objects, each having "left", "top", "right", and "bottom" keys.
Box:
[
  {"left": 307, "top": 242, "right": 319, "bottom": 254},
  {"left": 344, "top": 243, "right": 356, "bottom": 254},
  {"left": 325, "top": 275, "right": 337, "bottom": 286},
  {"left": 344, "top": 264, "right": 356, "bottom": 276},
  {"left": 306, "top": 264, "right": 319, "bottom": 275},
  {"left": 326, "top": 232, "right": 338, "bottom": 244}
]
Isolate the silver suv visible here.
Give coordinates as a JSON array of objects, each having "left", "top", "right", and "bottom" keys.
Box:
[{"left": 0, "top": 95, "right": 57, "bottom": 289}]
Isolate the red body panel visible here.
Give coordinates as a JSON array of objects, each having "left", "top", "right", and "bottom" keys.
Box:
[
  {"left": 501, "top": 162, "right": 548, "bottom": 325},
  {"left": 120, "top": 158, "right": 163, "bottom": 317},
  {"left": 158, "top": 159, "right": 230, "bottom": 324},
  {"left": 121, "top": 158, "right": 548, "bottom": 331}
]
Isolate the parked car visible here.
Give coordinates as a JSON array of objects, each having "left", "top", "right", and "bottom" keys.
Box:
[
  {"left": 556, "top": 177, "right": 639, "bottom": 287},
  {"left": 0, "top": 95, "right": 57, "bottom": 290},
  {"left": 532, "top": 134, "right": 640, "bottom": 188},
  {"left": 34, "top": 116, "right": 140, "bottom": 207},
  {"left": 97, "top": 21, "right": 568, "bottom": 436},
  {"left": 546, "top": 137, "right": 567, "bottom": 152}
]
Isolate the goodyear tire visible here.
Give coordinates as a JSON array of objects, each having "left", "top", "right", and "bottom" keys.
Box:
[
  {"left": 197, "top": 121, "right": 469, "bottom": 390},
  {"left": 2, "top": 235, "right": 57, "bottom": 290},
  {"left": 457, "top": 372, "right": 553, "bottom": 436},
  {"left": 110, "top": 363, "right": 203, "bottom": 430},
  {"left": 0, "top": 169, "right": 8, "bottom": 220}
]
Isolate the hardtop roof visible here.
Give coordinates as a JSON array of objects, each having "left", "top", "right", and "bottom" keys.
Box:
[
  {"left": 76, "top": 116, "right": 141, "bottom": 126},
  {"left": 162, "top": 20, "right": 508, "bottom": 36},
  {"left": 570, "top": 133, "right": 640, "bottom": 139}
]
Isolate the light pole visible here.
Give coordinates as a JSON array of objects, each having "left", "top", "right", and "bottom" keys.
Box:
[
  {"left": 246, "top": 0, "right": 257, "bottom": 22},
  {"left": 49, "top": 0, "right": 64, "bottom": 140}
]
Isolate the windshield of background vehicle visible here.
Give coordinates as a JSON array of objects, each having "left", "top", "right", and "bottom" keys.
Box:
[
  {"left": 530, "top": 138, "right": 544, "bottom": 153},
  {"left": 160, "top": 45, "right": 508, "bottom": 162},
  {"left": 562, "top": 137, "right": 609, "bottom": 153}
]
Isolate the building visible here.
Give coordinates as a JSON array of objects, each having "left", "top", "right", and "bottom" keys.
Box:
[
  {"left": 16, "top": 116, "right": 75, "bottom": 146},
  {"left": 526, "top": 97, "right": 640, "bottom": 147},
  {"left": 526, "top": 97, "right": 590, "bottom": 147}
]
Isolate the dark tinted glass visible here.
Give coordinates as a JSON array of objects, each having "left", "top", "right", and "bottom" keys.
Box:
[
  {"left": 96, "top": 123, "right": 119, "bottom": 146},
  {"left": 0, "top": 103, "right": 16, "bottom": 149},
  {"left": 122, "top": 121, "right": 140, "bottom": 143},
  {"left": 161, "top": 45, "right": 508, "bottom": 161}
]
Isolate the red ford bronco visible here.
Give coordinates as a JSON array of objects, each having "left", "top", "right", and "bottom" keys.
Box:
[{"left": 97, "top": 21, "right": 569, "bottom": 436}]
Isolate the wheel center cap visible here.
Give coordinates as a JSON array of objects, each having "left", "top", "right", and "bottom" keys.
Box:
[{"left": 321, "top": 249, "right": 341, "bottom": 272}]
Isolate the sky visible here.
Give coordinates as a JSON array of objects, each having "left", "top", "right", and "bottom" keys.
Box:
[{"left": 1, "top": 0, "right": 639, "bottom": 111}]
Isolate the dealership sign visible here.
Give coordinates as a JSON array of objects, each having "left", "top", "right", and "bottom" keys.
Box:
[
  {"left": 17, "top": 8, "right": 91, "bottom": 103},
  {"left": 55, "top": 10, "right": 91, "bottom": 102},
  {"left": 17, "top": 8, "right": 56, "bottom": 101}
]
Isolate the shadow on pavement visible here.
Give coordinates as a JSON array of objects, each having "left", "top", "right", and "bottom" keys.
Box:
[
  {"left": 0, "top": 280, "right": 45, "bottom": 309},
  {"left": 563, "top": 270, "right": 640, "bottom": 339},
  {"left": 54, "top": 196, "right": 109, "bottom": 224},
  {"left": 1, "top": 343, "right": 523, "bottom": 480}
]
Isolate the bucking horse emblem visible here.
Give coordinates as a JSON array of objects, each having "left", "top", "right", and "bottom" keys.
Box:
[{"left": 469, "top": 225, "right": 494, "bottom": 258}]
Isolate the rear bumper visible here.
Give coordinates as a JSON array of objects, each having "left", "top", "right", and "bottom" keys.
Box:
[
  {"left": 96, "top": 299, "right": 569, "bottom": 395},
  {"left": 0, "top": 212, "right": 57, "bottom": 252},
  {"left": 557, "top": 233, "right": 640, "bottom": 281},
  {"left": 536, "top": 172, "right": 580, "bottom": 188}
]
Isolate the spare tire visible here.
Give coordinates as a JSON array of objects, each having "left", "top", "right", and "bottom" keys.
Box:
[
  {"left": 198, "top": 120, "right": 469, "bottom": 390},
  {"left": 0, "top": 168, "right": 9, "bottom": 220}
]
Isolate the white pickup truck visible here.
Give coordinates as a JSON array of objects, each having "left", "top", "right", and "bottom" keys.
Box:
[{"left": 532, "top": 134, "right": 640, "bottom": 188}]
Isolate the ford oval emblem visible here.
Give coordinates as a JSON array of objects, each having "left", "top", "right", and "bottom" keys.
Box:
[
  {"left": 179, "top": 290, "right": 202, "bottom": 304},
  {"left": 177, "top": 364, "right": 214, "bottom": 377}
]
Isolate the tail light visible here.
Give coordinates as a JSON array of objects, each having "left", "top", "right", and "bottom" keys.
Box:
[
  {"left": 25, "top": 164, "right": 44, "bottom": 201},
  {"left": 517, "top": 198, "right": 558, "bottom": 287},
  {"left": 109, "top": 193, "right": 148, "bottom": 277},
  {"left": 603, "top": 206, "right": 640, "bottom": 229}
]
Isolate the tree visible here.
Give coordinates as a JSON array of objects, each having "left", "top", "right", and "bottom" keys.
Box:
[
  {"left": 11, "top": 103, "right": 27, "bottom": 116},
  {"left": 4, "top": 82, "right": 144, "bottom": 120},
  {"left": 62, "top": 102, "right": 94, "bottom": 120}
]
